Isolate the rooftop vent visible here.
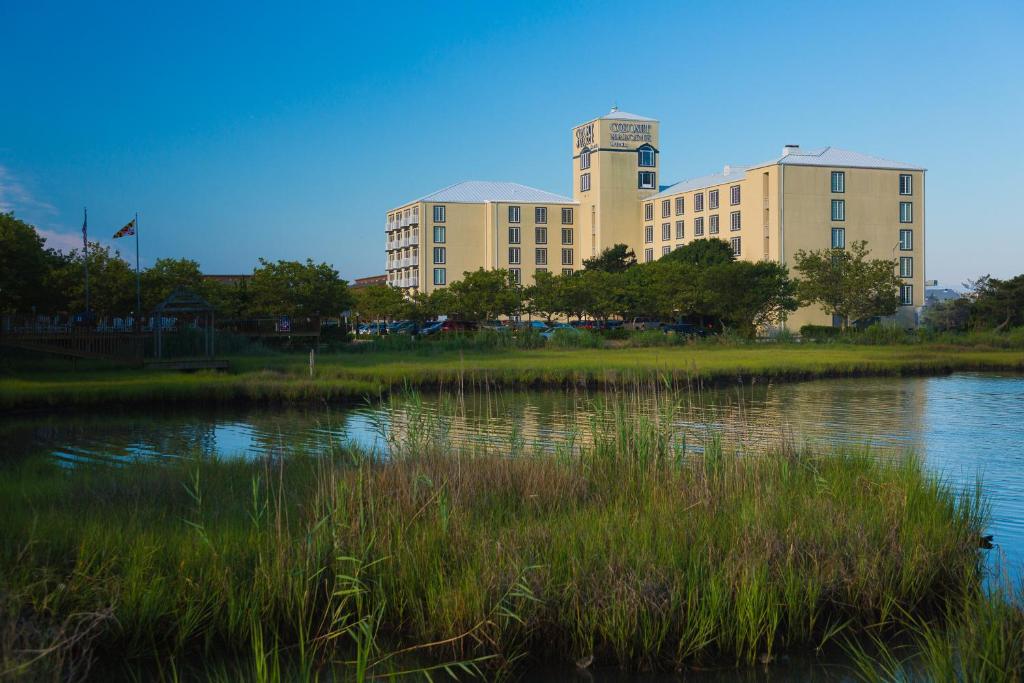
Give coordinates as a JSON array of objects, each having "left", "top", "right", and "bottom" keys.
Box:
[
  {"left": 782, "top": 144, "right": 800, "bottom": 157},
  {"left": 723, "top": 164, "right": 732, "bottom": 175}
]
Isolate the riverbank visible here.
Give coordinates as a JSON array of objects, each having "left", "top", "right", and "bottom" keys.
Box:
[
  {"left": 2, "top": 344, "right": 1024, "bottom": 410},
  {"left": 0, "top": 405, "right": 1002, "bottom": 680}
]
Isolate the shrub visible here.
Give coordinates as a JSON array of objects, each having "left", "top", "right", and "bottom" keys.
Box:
[
  {"left": 799, "top": 324, "right": 840, "bottom": 341},
  {"left": 856, "top": 322, "right": 912, "bottom": 345},
  {"left": 546, "top": 329, "right": 603, "bottom": 349}
]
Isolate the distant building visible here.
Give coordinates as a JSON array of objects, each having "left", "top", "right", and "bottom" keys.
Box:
[
  {"left": 351, "top": 274, "right": 387, "bottom": 289},
  {"left": 925, "top": 288, "right": 962, "bottom": 306},
  {"left": 384, "top": 108, "right": 926, "bottom": 328}
]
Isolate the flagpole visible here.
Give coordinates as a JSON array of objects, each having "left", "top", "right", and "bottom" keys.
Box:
[
  {"left": 134, "top": 212, "right": 141, "bottom": 332},
  {"left": 83, "top": 207, "right": 91, "bottom": 315}
]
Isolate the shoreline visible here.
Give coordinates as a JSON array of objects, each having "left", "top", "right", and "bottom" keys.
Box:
[{"left": 3, "top": 345, "right": 1023, "bottom": 412}]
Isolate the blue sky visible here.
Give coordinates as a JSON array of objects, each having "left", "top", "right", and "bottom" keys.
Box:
[{"left": 1, "top": 1, "right": 1021, "bottom": 287}]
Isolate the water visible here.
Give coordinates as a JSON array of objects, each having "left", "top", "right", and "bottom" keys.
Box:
[{"left": 4, "top": 373, "right": 1024, "bottom": 573}]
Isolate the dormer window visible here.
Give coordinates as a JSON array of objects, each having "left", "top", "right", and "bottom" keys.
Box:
[{"left": 638, "top": 146, "right": 656, "bottom": 168}]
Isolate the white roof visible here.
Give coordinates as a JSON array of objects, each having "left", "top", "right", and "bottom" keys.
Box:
[
  {"left": 416, "top": 180, "right": 575, "bottom": 204},
  {"left": 652, "top": 166, "right": 750, "bottom": 198},
  {"left": 757, "top": 146, "right": 925, "bottom": 171},
  {"left": 599, "top": 107, "right": 655, "bottom": 121}
]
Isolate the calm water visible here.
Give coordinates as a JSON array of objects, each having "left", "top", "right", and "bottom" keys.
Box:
[{"left": 4, "top": 373, "right": 1024, "bottom": 574}]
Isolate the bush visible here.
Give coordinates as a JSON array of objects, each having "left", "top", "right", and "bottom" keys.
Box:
[
  {"left": 856, "top": 323, "right": 912, "bottom": 345},
  {"left": 599, "top": 327, "right": 630, "bottom": 341},
  {"left": 799, "top": 325, "right": 840, "bottom": 341},
  {"left": 546, "top": 329, "right": 603, "bottom": 349}
]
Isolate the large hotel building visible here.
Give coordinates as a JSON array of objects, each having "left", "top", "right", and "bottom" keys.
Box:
[{"left": 385, "top": 109, "right": 925, "bottom": 328}]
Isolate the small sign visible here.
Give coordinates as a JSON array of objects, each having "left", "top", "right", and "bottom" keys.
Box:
[{"left": 276, "top": 316, "right": 292, "bottom": 333}]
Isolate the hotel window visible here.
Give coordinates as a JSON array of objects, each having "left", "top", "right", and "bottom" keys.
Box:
[
  {"left": 536, "top": 267, "right": 547, "bottom": 274},
  {"left": 831, "top": 171, "right": 845, "bottom": 193},
  {"left": 638, "top": 171, "right": 656, "bottom": 189},
  {"left": 644, "top": 226, "right": 654, "bottom": 243},
  {"left": 433, "top": 247, "right": 446, "bottom": 264},
  {"left": 730, "top": 185, "right": 741, "bottom": 205},
  {"left": 508, "top": 247, "right": 521, "bottom": 264},
  {"left": 694, "top": 217, "right": 705, "bottom": 236},
  {"left": 433, "top": 268, "right": 446, "bottom": 286},
  {"left": 899, "top": 229, "right": 913, "bottom": 251},
  {"left": 508, "top": 227, "right": 520, "bottom": 244},
  {"left": 644, "top": 203, "right": 654, "bottom": 221},
  {"left": 675, "top": 220, "right": 684, "bottom": 239},
  {"left": 580, "top": 149, "right": 591, "bottom": 170},
  {"left": 694, "top": 192, "right": 704, "bottom": 212},
  {"left": 535, "top": 207, "right": 547, "bottom": 224},
  {"left": 433, "top": 205, "right": 446, "bottom": 222},
  {"left": 638, "top": 147, "right": 655, "bottom": 167},
  {"left": 675, "top": 197, "right": 685, "bottom": 215},
  {"left": 535, "top": 248, "right": 548, "bottom": 265},
  {"left": 509, "top": 268, "right": 521, "bottom": 285},
  {"left": 562, "top": 207, "right": 574, "bottom": 224},
  {"left": 900, "top": 284, "right": 914, "bottom": 306},
  {"left": 580, "top": 173, "right": 591, "bottom": 192},
  {"left": 509, "top": 206, "right": 520, "bottom": 223},
  {"left": 662, "top": 246, "right": 671, "bottom": 256},
  {"left": 831, "top": 227, "right": 846, "bottom": 249},
  {"left": 661, "top": 200, "right": 671, "bottom": 218},
  {"left": 644, "top": 248, "right": 654, "bottom": 263},
  {"left": 561, "top": 268, "right": 574, "bottom": 276},
  {"left": 433, "top": 226, "right": 446, "bottom": 243},
  {"left": 899, "top": 174, "right": 913, "bottom": 195},
  {"left": 662, "top": 223, "right": 671, "bottom": 241},
  {"left": 730, "top": 211, "right": 741, "bottom": 231},
  {"left": 900, "top": 256, "right": 913, "bottom": 278},
  {"left": 709, "top": 215, "right": 720, "bottom": 234},
  {"left": 709, "top": 189, "right": 719, "bottom": 210},
  {"left": 831, "top": 199, "right": 845, "bottom": 221},
  {"left": 900, "top": 202, "right": 913, "bottom": 223},
  {"left": 561, "top": 248, "right": 574, "bottom": 265},
  {"left": 561, "top": 228, "right": 574, "bottom": 244},
  {"left": 535, "top": 227, "right": 547, "bottom": 244},
  {"left": 730, "top": 237, "right": 741, "bottom": 256}
]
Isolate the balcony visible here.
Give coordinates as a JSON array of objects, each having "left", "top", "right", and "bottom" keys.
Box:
[
  {"left": 409, "top": 210, "right": 419, "bottom": 225},
  {"left": 401, "top": 237, "right": 410, "bottom": 248},
  {"left": 410, "top": 233, "right": 420, "bottom": 245},
  {"left": 400, "top": 214, "right": 410, "bottom": 228}
]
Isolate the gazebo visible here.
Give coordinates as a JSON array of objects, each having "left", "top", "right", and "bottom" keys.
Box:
[{"left": 152, "top": 287, "right": 216, "bottom": 359}]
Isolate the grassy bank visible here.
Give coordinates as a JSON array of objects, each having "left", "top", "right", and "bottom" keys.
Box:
[
  {"left": 0, "top": 394, "right": 997, "bottom": 680},
  {"left": 2, "top": 344, "right": 1024, "bottom": 410}
]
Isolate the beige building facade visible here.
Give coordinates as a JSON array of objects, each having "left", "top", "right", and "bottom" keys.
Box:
[{"left": 386, "top": 109, "right": 925, "bottom": 328}]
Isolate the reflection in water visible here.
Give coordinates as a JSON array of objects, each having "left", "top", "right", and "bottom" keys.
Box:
[{"left": 3, "top": 373, "right": 1023, "bottom": 573}]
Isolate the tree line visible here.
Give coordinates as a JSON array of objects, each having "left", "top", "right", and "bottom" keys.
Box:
[
  {"left": 353, "top": 239, "right": 910, "bottom": 337},
  {"left": 0, "top": 212, "right": 352, "bottom": 319}
]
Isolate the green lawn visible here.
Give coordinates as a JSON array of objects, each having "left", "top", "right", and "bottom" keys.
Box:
[{"left": 2, "top": 344, "right": 1023, "bottom": 410}]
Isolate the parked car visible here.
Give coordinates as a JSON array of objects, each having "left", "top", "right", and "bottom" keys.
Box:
[
  {"left": 361, "top": 322, "right": 388, "bottom": 335},
  {"left": 624, "top": 318, "right": 661, "bottom": 331},
  {"left": 420, "top": 320, "right": 444, "bottom": 336},
  {"left": 661, "top": 322, "right": 708, "bottom": 337},
  {"left": 541, "top": 323, "right": 580, "bottom": 340},
  {"left": 391, "top": 321, "right": 419, "bottom": 335},
  {"left": 515, "top": 320, "right": 549, "bottom": 330},
  {"left": 440, "top": 320, "right": 478, "bottom": 333}
]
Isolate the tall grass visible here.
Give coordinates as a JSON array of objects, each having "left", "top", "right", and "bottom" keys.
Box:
[{"left": 0, "top": 388, "right": 992, "bottom": 679}]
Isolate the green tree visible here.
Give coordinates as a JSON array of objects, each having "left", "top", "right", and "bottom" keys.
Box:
[
  {"left": 703, "top": 261, "right": 798, "bottom": 336},
  {"left": 351, "top": 284, "right": 405, "bottom": 323},
  {"left": 0, "top": 212, "right": 51, "bottom": 313},
  {"left": 447, "top": 268, "right": 520, "bottom": 322},
  {"left": 793, "top": 241, "right": 900, "bottom": 329},
  {"left": 583, "top": 243, "right": 637, "bottom": 273},
  {"left": 921, "top": 296, "right": 972, "bottom": 332},
  {"left": 47, "top": 242, "right": 136, "bottom": 316},
  {"left": 248, "top": 258, "right": 352, "bottom": 319},
  {"left": 661, "top": 238, "right": 735, "bottom": 267},
  {"left": 525, "top": 270, "right": 562, "bottom": 323},
  {"left": 140, "top": 257, "right": 206, "bottom": 310},
  {"left": 968, "top": 274, "right": 1024, "bottom": 331}
]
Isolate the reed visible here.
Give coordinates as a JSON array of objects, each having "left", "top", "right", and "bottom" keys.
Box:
[{"left": 0, "top": 387, "right": 994, "bottom": 679}]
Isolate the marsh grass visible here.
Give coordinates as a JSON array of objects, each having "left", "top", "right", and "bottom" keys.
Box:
[{"left": 0, "top": 385, "right": 995, "bottom": 680}]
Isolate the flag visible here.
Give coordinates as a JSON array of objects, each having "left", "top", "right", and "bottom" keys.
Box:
[
  {"left": 82, "top": 208, "right": 88, "bottom": 248},
  {"left": 113, "top": 218, "right": 136, "bottom": 239}
]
